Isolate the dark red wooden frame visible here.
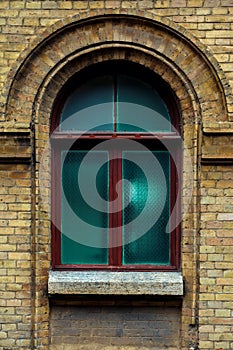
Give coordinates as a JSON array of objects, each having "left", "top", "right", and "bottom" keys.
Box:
[{"left": 50, "top": 61, "right": 182, "bottom": 271}]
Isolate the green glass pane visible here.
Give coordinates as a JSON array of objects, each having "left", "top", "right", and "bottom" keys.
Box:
[
  {"left": 61, "top": 151, "right": 109, "bottom": 264},
  {"left": 122, "top": 151, "right": 170, "bottom": 265},
  {"left": 116, "top": 75, "right": 171, "bottom": 132},
  {"left": 60, "top": 76, "right": 114, "bottom": 131}
]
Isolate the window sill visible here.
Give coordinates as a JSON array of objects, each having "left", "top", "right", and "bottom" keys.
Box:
[{"left": 48, "top": 270, "right": 184, "bottom": 296}]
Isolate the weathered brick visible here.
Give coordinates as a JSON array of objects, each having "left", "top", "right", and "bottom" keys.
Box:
[
  {"left": 26, "top": 1, "right": 42, "bottom": 9},
  {"left": 42, "top": 1, "right": 58, "bottom": 9},
  {"left": 0, "top": 2, "right": 9, "bottom": 9},
  {"left": 73, "top": 1, "right": 88, "bottom": 9},
  {"left": 187, "top": 0, "right": 204, "bottom": 6},
  {"left": 10, "top": 1, "right": 25, "bottom": 9},
  {"left": 58, "top": 1, "right": 72, "bottom": 9},
  {"left": 170, "top": 0, "right": 187, "bottom": 6},
  {"left": 23, "top": 18, "right": 39, "bottom": 26},
  {"left": 105, "top": 0, "right": 121, "bottom": 8}
]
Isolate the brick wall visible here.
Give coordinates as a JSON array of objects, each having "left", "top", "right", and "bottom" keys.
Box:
[
  {"left": 0, "top": 131, "right": 32, "bottom": 349},
  {"left": 50, "top": 303, "right": 181, "bottom": 350},
  {"left": 199, "top": 163, "right": 233, "bottom": 350},
  {"left": 0, "top": 1, "right": 232, "bottom": 350}
]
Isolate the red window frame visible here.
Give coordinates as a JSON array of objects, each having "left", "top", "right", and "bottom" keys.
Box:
[{"left": 50, "top": 61, "right": 182, "bottom": 271}]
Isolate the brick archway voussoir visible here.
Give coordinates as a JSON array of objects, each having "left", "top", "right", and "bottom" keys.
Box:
[{"left": 3, "top": 13, "right": 230, "bottom": 126}]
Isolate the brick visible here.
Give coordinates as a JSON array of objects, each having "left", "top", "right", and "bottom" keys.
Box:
[
  {"left": 23, "top": 18, "right": 39, "bottom": 26},
  {"left": 207, "top": 30, "right": 233, "bottom": 38},
  {"left": 199, "top": 340, "right": 214, "bottom": 349},
  {"left": 199, "top": 325, "right": 214, "bottom": 333},
  {"left": 196, "top": 7, "right": 211, "bottom": 14},
  {"left": 216, "top": 309, "right": 231, "bottom": 317},
  {"left": 203, "top": 0, "right": 221, "bottom": 6},
  {"left": 2, "top": 323, "right": 17, "bottom": 331},
  {"left": 0, "top": 2, "right": 9, "bottom": 9},
  {"left": 0, "top": 338, "right": 16, "bottom": 347},
  {"left": 57, "top": 1, "right": 72, "bottom": 9},
  {"left": 7, "top": 17, "right": 23, "bottom": 25},
  {"left": 221, "top": 0, "right": 233, "bottom": 5},
  {"left": 26, "top": 1, "right": 42, "bottom": 9},
  {"left": 10, "top": 1, "right": 25, "bottom": 9},
  {"left": 199, "top": 293, "right": 215, "bottom": 301},
  {"left": 187, "top": 0, "right": 204, "bottom": 6},
  {"left": 0, "top": 10, "right": 19, "bottom": 17},
  {"left": 89, "top": 0, "right": 104, "bottom": 8},
  {"left": 105, "top": 1, "right": 121, "bottom": 8},
  {"left": 217, "top": 278, "right": 233, "bottom": 285},
  {"left": 170, "top": 0, "right": 187, "bottom": 6},
  {"left": 198, "top": 23, "right": 214, "bottom": 30},
  {"left": 122, "top": 1, "right": 138, "bottom": 8},
  {"left": 208, "top": 254, "right": 224, "bottom": 261},
  {"left": 0, "top": 18, "right": 6, "bottom": 25},
  {"left": 138, "top": 0, "right": 154, "bottom": 8},
  {"left": 40, "top": 18, "right": 59, "bottom": 26},
  {"left": 73, "top": 1, "right": 88, "bottom": 9},
  {"left": 224, "top": 271, "right": 233, "bottom": 278},
  {"left": 217, "top": 213, "right": 233, "bottom": 221},
  {"left": 42, "top": 1, "right": 58, "bottom": 9},
  {"left": 1, "top": 244, "right": 16, "bottom": 252},
  {"left": 200, "top": 278, "right": 216, "bottom": 285},
  {"left": 8, "top": 252, "right": 31, "bottom": 260}
]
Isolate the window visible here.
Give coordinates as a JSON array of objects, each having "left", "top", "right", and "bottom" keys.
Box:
[{"left": 51, "top": 61, "right": 181, "bottom": 271}]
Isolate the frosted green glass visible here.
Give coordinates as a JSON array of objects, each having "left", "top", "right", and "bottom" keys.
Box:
[
  {"left": 60, "top": 73, "right": 171, "bottom": 132},
  {"left": 122, "top": 151, "right": 170, "bottom": 265},
  {"left": 60, "top": 76, "right": 114, "bottom": 131},
  {"left": 61, "top": 151, "right": 109, "bottom": 264},
  {"left": 116, "top": 75, "right": 171, "bottom": 132}
]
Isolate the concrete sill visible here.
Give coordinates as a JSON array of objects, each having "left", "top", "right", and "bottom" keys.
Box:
[{"left": 48, "top": 271, "right": 184, "bottom": 296}]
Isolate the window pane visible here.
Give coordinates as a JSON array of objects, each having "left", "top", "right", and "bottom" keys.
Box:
[
  {"left": 61, "top": 151, "right": 109, "bottom": 264},
  {"left": 60, "top": 76, "right": 114, "bottom": 131},
  {"left": 122, "top": 151, "right": 170, "bottom": 265},
  {"left": 116, "top": 75, "right": 171, "bottom": 132}
]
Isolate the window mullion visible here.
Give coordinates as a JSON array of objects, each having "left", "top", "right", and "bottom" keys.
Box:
[
  {"left": 109, "top": 150, "right": 118, "bottom": 266},
  {"left": 117, "top": 151, "right": 123, "bottom": 266},
  {"left": 113, "top": 73, "right": 117, "bottom": 132},
  {"left": 109, "top": 149, "right": 122, "bottom": 266},
  {"left": 109, "top": 152, "right": 114, "bottom": 266}
]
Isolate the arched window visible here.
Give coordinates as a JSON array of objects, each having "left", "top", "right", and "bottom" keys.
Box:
[{"left": 51, "top": 61, "right": 181, "bottom": 271}]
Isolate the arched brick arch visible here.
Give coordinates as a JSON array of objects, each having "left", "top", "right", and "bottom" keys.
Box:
[{"left": 2, "top": 12, "right": 232, "bottom": 125}]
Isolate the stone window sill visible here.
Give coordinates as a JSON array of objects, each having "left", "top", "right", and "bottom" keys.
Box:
[{"left": 48, "top": 270, "right": 184, "bottom": 296}]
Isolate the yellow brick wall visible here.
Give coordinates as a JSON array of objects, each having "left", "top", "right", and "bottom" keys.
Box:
[
  {"left": 199, "top": 164, "right": 233, "bottom": 350},
  {"left": 0, "top": 1, "right": 232, "bottom": 349}
]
